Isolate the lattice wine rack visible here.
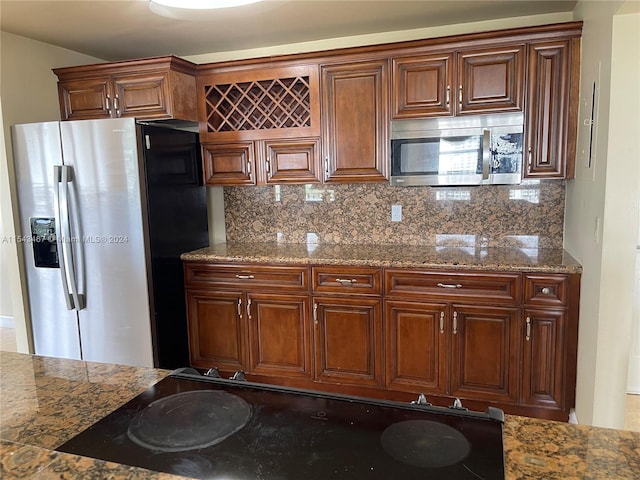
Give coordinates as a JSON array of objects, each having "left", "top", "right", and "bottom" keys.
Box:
[{"left": 203, "top": 76, "right": 312, "bottom": 133}]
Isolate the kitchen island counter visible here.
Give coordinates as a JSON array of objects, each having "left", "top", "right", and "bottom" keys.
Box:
[
  {"left": 1, "top": 352, "right": 636, "bottom": 479},
  {"left": 181, "top": 242, "right": 582, "bottom": 274}
]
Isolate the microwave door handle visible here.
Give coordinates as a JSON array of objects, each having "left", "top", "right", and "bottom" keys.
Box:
[{"left": 482, "top": 129, "right": 491, "bottom": 180}]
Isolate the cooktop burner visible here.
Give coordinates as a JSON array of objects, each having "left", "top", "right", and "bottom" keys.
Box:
[
  {"left": 127, "top": 390, "right": 252, "bottom": 452},
  {"left": 57, "top": 371, "right": 505, "bottom": 479},
  {"left": 381, "top": 419, "right": 471, "bottom": 468}
]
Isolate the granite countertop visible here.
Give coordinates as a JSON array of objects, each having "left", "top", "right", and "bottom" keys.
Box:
[
  {"left": 181, "top": 242, "right": 583, "bottom": 274},
  {"left": 1, "top": 351, "right": 637, "bottom": 479}
]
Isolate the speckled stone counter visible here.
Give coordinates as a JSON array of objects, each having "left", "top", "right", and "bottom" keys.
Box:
[
  {"left": 181, "top": 242, "right": 583, "bottom": 274},
  {"left": 2, "top": 352, "right": 637, "bottom": 479}
]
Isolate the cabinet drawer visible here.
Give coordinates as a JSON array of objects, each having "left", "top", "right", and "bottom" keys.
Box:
[
  {"left": 184, "top": 263, "right": 309, "bottom": 292},
  {"left": 312, "top": 266, "right": 381, "bottom": 295},
  {"left": 384, "top": 269, "right": 521, "bottom": 304},
  {"left": 524, "top": 274, "right": 568, "bottom": 307}
]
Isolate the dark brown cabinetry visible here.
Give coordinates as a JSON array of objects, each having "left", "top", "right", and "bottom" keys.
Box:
[
  {"left": 197, "top": 64, "right": 321, "bottom": 185},
  {"left": 53, "top": 56, "right": 198, "bottom": 122},
  {"left": 184, "top": 263, "right": 310, "bottom": 378},
  {"left": 312, "top": 266, "right": 383, "bottom": 387},
  {"left": 392, "top": 45, "right": 525, "bottom": 118},
  {"left": 384, "top": 270, "right": 521, "bottom": 404},
  {"left": 521, "top": 274, "right": 579, "bottom": 411},
  {"left": 184, "top": 260, "right": 580, "bottom": 420},
  {"left": 449, "top": 305, "right": 520, "bottom": 404},
  {"left": 525, "top": 38, "right": 581, "bottom": 178},
  {"left": 321, "top": 60, "right": 389, "bottom": 182}
]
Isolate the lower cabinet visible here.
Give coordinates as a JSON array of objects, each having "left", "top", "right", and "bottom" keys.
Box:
[
  {"left": 384, "top": 300, "right": 448, "bottom": 395},
  {"left": 186, "top": 289, "right": 246, "bottom": 372},
  {"left": 184, "top": 261, "right": 580, "bottom": 420},
  {"left": 247, "top": 293, "right": 310, "bottom": 377},
  {"left": 384, "top": 301, "right": 520, "bottom": 404},
  {"left": 521, "top": 308, "right": 566, "bottom": 409},
  {"left": 313, "top": 296, "right": 382, "bottom": 387},
  {"left": 449, "top": 305, "right": 520, "bottom": 404}
]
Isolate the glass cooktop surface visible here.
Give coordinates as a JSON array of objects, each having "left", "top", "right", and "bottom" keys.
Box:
[{"left": 57, "top": 372, "right": 505, "bottom": 479}]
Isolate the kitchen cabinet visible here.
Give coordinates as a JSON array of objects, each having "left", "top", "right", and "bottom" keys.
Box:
[
  {"left": 449, "top": 305, "right": 520, "bottom": 404},
  {"left": 184, "top": 259, "right": 580, "bottom": 420},
  {"left": 311, "top": 266, "right": 383, "bottom": 387},
  {"left": 197, "top": 64, "right": 321, "bottom": 185},
  {"left": 53, "top": 56, "right": 198, "bottom": 122},
  {"left": 392, "top": 45, "right": 524, "bottom": 118},
  {"left": 385, "top": 300, "right": 448, "bottom": 395},
  {"left": 521, "top": 273, "right": 578, "bottom": 410},
  {"left": 201, "top": 138, "right": 321, "bottom": 186},
  {"left": 184, "top": 263, "right": 311, "bottom": 378},
  {"left": 384, "top": 270, "right": 521, "bottom": 404},
  {"left": 320, "top": 59, "right": 389, "bottom": 182},
  {"left": 524, "top": 38, "right": 581, "bottom": 179}
]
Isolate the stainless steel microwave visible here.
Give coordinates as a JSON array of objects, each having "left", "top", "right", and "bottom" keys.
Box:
[{"left": 390, "top": 113, "right": 524, "bottom": 186}]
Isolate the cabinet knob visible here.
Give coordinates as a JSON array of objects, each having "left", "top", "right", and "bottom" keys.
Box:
[{"left": 541, "top": 287, "right": 552, "bottom": 295}]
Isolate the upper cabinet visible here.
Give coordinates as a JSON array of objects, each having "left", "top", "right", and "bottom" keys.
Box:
[
  {"left": 197, "top": 64, "right": 321, "bottom": 185},
  {"left": 524, "top": 38, "right": 581, "bottom": 179},
  {"left": 53, "top": 56, "right": 198, "bottom": 122},
  {"left": 392, "top": 45, "right": 525, "bottom": 118},
  {"left": 321, "top": 59, "right": 389, "bottom": 183}
]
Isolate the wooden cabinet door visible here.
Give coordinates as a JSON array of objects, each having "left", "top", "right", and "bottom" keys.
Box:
[
  {"left": 384, "top": 300, "right": 448, "bottom": 395},
  {"left": 58, "top": 78, "right": 112, "bottom": 121},
  {"left": 525, "top": 39, "right": 579, "bottom": 178},
  {"left": 457, "top": 45, "right": 525, "bottom": 114},
  {"left": 186, "top": 290, "right": 246, "bottom": 372},
  {"left": 112, "top": 72, "right": 171, "bottom": 119},
  {"left": 261, "top": 138, "right": 321, "bottom": 184},
  {"left": 522, "top": 309, "right": 565, "bottom": 409},
  {"left": 392, "top": 53, "right": 453, "bottom": 118},
  {"left": 450, "top": 305, "right": 520, "bottom": 404},
  {"left": 246, "top": 293, "right": 311, "bottom": 378},
  {"left": 321, "top": 60, "right": 389, "bottom": 182},
  {"left": 313, "top": 296, "right": 382, "bottom": 387},
  {"left": 202, "top": 142, "right": 255, "bottom": 185}
]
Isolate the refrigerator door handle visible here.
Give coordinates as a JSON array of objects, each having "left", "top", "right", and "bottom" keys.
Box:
[
  {"left": 53, "top": 165, "right": 74, "bottom": 310},
  {"left": 58, "top": 165, "right": 84, "bottom": 311},
  {"left": 66, "top": 167, "right": 86, "bottom": 310}
]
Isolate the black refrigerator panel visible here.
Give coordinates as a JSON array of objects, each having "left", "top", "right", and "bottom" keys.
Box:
[{"left": 141, "top": 125, "right": 209, "bottom": 369}]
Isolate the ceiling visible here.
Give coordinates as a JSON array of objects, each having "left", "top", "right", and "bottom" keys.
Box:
[{"left": 0, "top": 0, "right": 578, "bottom": 61}]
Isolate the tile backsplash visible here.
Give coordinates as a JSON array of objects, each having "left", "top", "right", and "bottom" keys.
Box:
[{"left": 223, "top": 180, "right": 565, "bottom": 248}]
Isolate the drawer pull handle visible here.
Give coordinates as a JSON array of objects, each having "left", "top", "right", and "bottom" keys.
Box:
[
  {"left": 439, "top": 311, "right": 445, "bottom": 334},
  {"left": 541, "top": 287, "right": 552, "bottom": 295},
  {"left": 235, "top": 274, "right": 255, "bottom": 279},
  {"left": 437, "top": 283, "right": 462, "bottom": 289},
  {"left": 335, "top": 278, "right": 357, "bottom": 285},
  {"left": 452, "top": 311, "right": 458, "bottom": 334},
  {"left": 525, "top": 316, "right": 531, "bottom": 341}
]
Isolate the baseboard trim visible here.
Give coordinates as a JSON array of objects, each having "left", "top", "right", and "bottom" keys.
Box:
[{"left": 0, "top": 315, "right": 15, "bottom": 329}]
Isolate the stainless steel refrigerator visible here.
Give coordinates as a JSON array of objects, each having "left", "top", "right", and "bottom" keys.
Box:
[{"left": 12, "top": 117, "right": 209, "bottom": 368}]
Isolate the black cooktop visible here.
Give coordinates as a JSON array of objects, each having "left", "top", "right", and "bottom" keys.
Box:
[{"left": 57, "top": 371, "right": 505, "bottom": 479}]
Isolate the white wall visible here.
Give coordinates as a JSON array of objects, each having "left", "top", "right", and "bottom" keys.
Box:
[
  {"left": 566, "top": 0, "right": 640, "bottom": 428},
  {"left": 0, "top": 32, "right": 104, "bottom": 352}
]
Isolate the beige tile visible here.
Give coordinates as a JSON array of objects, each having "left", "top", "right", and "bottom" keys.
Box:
[{"left": 625, "top": 393, "right": 640, "bottom": 433}]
